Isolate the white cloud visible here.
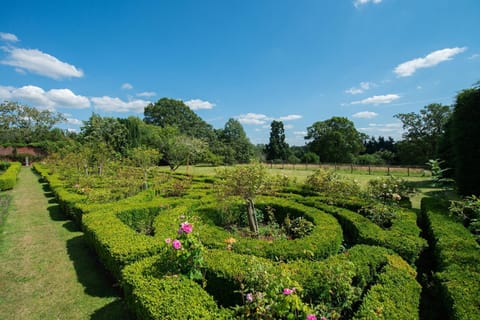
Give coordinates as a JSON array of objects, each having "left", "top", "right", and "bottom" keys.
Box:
[
  {"left": 91, "top": 96, "right": 150, "bottom": 113},
  {"left": 236, "top": 113, "right": 303, "bottom": 125},
  {"left": 237, "top": 113, "right": 269, "bottom": 125},
  {"left": 394, "top": 47, "right": 467, "bottom": 77},
  {"left": 345, "top": 81, "right": 374, "bottom": 95},
  {"left": 137, "top": 91, "right": 156, "bottom": 97},
  {"left": 184, "top": 99, "right": 215, "bottom": 110},
  {"left": 352, "top": 111, "right": 379, "bottom": 119},
  {"left": 359, "top": 122, "right": 402, "bottom": 132},
  {"left": 0, "top": 85, "right": 90, "bottom": 109},
  {"left": 351, "top": 94, "right": 400, "bottom": 105},
  {"left": 122, "top": 83, "right": 133, "bottom": 90},
  {"left": 0, "top": 32, "right": 19, "bottom": 42},
  {"left": 354, "top": 0, "right": 382, "bottom": 8},
  {"left": 284, "top": 124, "right": 294, "bottom": 129},
  {"left": 65, "top": 117, "right": 83, "bottom": 126},
  {"left": 468, "top": 53, "right": 480, "bottom": 60},
  {"left": 293, "top": 131, "right": 307, "bottom": 136},
  {"left": 279, "top": 114, "right": 302, "bottom": 121},
  {"left": 1, "top": 47, "right": 84, "bottom": 79}
]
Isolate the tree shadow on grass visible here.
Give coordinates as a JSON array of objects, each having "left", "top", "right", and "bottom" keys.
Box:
[{"left": 90, "top": 299, "right": 134, "bottom": 320}]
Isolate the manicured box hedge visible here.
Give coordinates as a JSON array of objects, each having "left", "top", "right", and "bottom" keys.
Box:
[
  {"left": 161, "top": 196, "right": 344, "bottom": 261},
  {"left": 420, "top": 198, "right": 480, "bottom": 320},
  {"left": 298, "top": 197, "right": 426, "bottom": 264},
  {"left": 0, "top": 162, "right": 21, "bottom": 190},
  {"left": 123, "top": 245, "right": 420, "bottom": 320}
]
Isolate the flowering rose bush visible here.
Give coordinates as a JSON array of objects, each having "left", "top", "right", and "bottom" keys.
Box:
[
  {"left": 234, "top": 263, "right": 328, "bottom": 319},
  {"left": 163, "top": 216, "right": 205, "bottom": 281}
]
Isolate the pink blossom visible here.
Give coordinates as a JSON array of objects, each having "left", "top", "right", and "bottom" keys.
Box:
[
  {"left": 172, "top": 239, "right": 182, "bottom": 250},
  {"left": 165, "top": 238, "right": 172, "bottom": 244},
  {"left": 283, "top": 288, "right": 294, "bottom": 295},
  {"left": 321, "top": 317, "right": 328, "bottom": 320},
  {"left": 306, "top": 315, "right": 317, "bottom": 320},
  {"left": 246, "top": 293, "right": 253, "bottom": 302},
  {"left": 181, "top": 222, "right": 193, "bottom": 234}
]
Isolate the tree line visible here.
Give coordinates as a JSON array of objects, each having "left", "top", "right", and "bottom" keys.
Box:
[{"left": 1, "top": 82, "right": 479, "bottom": 195}]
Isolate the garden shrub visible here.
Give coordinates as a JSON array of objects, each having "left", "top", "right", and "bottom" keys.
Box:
[
  {"left": 303, "top": 169, "right": 361, "bottom": 198},
  {"left": 0, "top": 162, "right": 21, "bottom": 190},
  {"left": 187, "top": 196, "right": 343, "bottom": 261},
  {"left": 353, "top": 254, "right": 421, "bottom": 320},
  {"left": 420, "top": 198, "right": 480, "bottom": 320},
  {"left": 299, "top": 198, "right": 426, "bottom": 264},
  {"left": 122, "top": 255, "right": 231, "bottom": 320}
]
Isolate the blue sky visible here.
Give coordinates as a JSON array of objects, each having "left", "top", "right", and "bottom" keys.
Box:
[{"left": 1, "top": 0, "right": 479, "bottom": 145}]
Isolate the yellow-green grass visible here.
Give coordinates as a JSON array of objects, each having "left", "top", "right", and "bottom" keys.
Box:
[{"left": 0, "top": 167, "right": 132, "bottom": 320}]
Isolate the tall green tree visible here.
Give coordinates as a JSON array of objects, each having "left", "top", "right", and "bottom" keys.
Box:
[
  {"left": 144, "top": 98, "right": 215, "bottom": 143},
  {"left": 265, "top": 120, "right": 290, "bottom": 162},
  {"left": 450, "top": 85, "right": 480, "bottom": 196},
  {"left": 305, "top": 116, "right": 364, "bottom": 163},
  {"left": 217, "top": 118, "right": 253, "bottom": 164},
  {"left": 80, "top": 113, "right": 128, "bottom": 156},
  {"left": 0, "top": 101, "right": 65, "bottom": 144},
  {"left": 394, "top": 103, "right": 452, "bottom": 165}
]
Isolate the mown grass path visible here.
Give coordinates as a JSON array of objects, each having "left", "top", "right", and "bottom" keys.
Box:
[{"left": 0, "top": 167, "right": 131, "bottom": 320}]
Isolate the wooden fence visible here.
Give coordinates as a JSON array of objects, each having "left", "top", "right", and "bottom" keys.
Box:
[{"left": 264, "top": 162, "right": 427, "bottom": 177}]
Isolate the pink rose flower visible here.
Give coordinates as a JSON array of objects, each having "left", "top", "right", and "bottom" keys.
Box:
[
  {"left": 172, "top": 239, "right": 182, "bottom": 250},
  {"left": 165, "top": 238, "right": 172, "bottom": 244},
  {"left": 283, "top": 288, "right": 294, "bottom": 295},
  {"left": 246, "top": 293, "right": 253, "bottom": 302},
  {"left": 181, "top": 222, "right": 193, "bottom": 234},
  {"left": 306, "top": 315, "right": 317, "bottom": 320}
]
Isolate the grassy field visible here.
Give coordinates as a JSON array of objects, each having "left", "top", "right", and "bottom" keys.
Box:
[{"left": 0, "top": 167, "right": 132, "bottom": 320}]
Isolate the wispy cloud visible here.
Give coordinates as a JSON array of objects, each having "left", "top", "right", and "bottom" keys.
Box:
[
  {"left": 137, "top": 91, "right": 156, "bottom": 97},
  {"left": 358, "top": 122, "right": 403, "bottom": 137},
  {"left": 1, "top": 47, "right": 84, "bottom": 79},
  {"left": 0, "top": 32, "right": 19, "bottom": 42},
  {"left": 354, "top": 0, "right": 382, "bottom": 8},
  {"left": 351, "top": 94, "right": 400, "bottom": 105},
  {"left": 468, "top": 53, "right": 480, "bottom": 60},
  {"left": 345, "top": 81, "right": 375, "bottom": 95},
  {"left": 236, "top": 113, "right": 303, "bottom": 125},
  {"left": 352, "top": 111, "right": 379, "bottom": 119},
  {"left": 394, "top": 47, "right": 467, "bottom": 77},
  {"left": 184, "top": 99, "right": 215, "bottom": 110},
  {"left": 91, "top": 96, "right": 150, "bottom": 113},
  {"left": 0, "top": 85, "right": 90, "bottom": 109},
  {"left": 121, "top": 83, "right": 133, "bottom": 90}
]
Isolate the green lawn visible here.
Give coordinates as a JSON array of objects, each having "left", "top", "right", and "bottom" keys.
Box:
[{"left": 0, "top": 167, "right": 132, "bottom": 320}]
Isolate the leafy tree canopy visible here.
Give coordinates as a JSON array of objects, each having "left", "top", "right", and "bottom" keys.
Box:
[
  {"left": 265, "top": 120, "right": 290, "bottom": 162},
  {"left": 305, "top": 116, "right": 364, "bottom": 163}
]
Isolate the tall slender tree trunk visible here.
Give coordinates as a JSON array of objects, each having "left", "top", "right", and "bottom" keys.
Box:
[{"left": 246, "top": 198, "right": 258, "bottom": 235}]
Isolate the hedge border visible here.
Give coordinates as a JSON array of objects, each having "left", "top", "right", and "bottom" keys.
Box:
[
  {"left": 0, "top": 162, "right": 21, "bottom": 190},
  {"left": 420, "top": 197, "right": 480, "bottom": 320}
]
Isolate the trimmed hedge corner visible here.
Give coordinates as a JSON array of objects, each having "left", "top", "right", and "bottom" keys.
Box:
[{"left": 0, "top": 162, "right": 21, "bottom": 190}]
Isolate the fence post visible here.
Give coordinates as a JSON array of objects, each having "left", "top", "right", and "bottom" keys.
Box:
[
  {"left": 387, "top": 166, "right": 390, "bottom": 176},
  {"left": 368, "top": 165, "right": 371, "bottom": 175},
  {"left": 351, "top": 164, "right": 353, "bottom": 174},
  {"left": 407, "top": 167, "right": 410, "bottom": 177}
]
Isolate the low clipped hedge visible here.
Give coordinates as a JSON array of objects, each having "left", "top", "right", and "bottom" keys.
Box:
[
  {"left": 123, "top": 245, "right": 420, "bottom": 320},
  {"left": 0, "top": 162, "right": 21, "bottom": 190},
  {"left": 299, "top": 197, "right": 426, "bottom": 264},
  {"left": 157, "top": 196, "right": 344, "bottom": 261},
  {"left": 122, "top": 254, "right": 232, "bottom": 320},
  {"left": 420, "top": 198, "right": 480, "bottom": 320}
]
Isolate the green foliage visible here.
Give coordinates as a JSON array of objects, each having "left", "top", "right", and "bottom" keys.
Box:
[
  {"left": 284, "top": 216, "right": 314, "bottom": 239},
  {"left": 305, "top": 116, "right": 365, "bottom": 163},
  {"left": 451, "top": 85, "right": 480, "bottom": 196},
  {"left": 300, "top": 198, "right": 426, "bottom": 264},
  {"left": 303, "top": 169, "right": 361, "bottom": 197},
  {"left": 449, "top": 195, "right": 480, "bottom": 243},
  {"left": 0, "top": 162, "right": 21, "bottom": 190},
  {"left": 265, "top": 120, "right": 290, "bottom": 162},
  {"left": 394, "top": 103, "right": 452, "bottom": 165},
  {"left": 122, "top": 255, "right": 229, "bottom": 320},
  {"left": 366, "top": 175, "right": 412, "bottom": 205},
  {"left": 420, "top": 198, "right": 480, "bottom": 319},
  {"left": 217, "top": 118, "right": 254, "bottom": 164},
  {"left": 353, "top": 255, "right": 421, "bottom": 320}
]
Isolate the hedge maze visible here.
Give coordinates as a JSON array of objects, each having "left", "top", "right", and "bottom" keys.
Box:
[{"left": 32, "top": 163, "right": 480, "bottom": 320}]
